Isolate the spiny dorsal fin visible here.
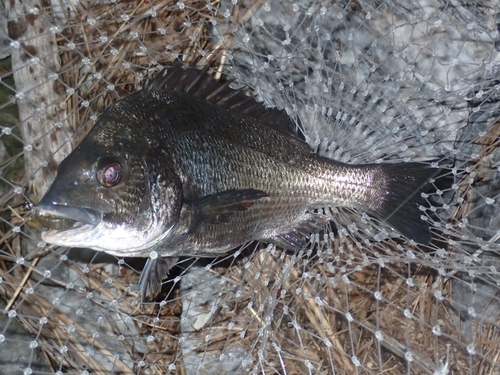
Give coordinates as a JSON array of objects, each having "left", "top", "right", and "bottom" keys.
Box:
[{"left": 144, "top": 63, "right": 303, "bottom": 140}]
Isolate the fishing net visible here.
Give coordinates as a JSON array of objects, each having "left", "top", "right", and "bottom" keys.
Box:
[{"left": 1, "top": 0, "right": 500, "bottom": 373}]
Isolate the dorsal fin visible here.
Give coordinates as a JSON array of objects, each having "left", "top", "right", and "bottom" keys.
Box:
[{"left": 144, "top": 63, "right": 303, "bottom": 140}]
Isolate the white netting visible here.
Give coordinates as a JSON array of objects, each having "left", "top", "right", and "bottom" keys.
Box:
[{"left": 1, "top": 0, "right": 500, "bottom": 374}]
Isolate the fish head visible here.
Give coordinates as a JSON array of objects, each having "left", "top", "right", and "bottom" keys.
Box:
[{"left": 35, "top": 111, "right": 183, "bottom": 256}]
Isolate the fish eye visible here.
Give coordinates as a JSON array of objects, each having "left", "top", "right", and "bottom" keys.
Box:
[{"left": 97, "top": 157, "right": 123, "bottom": 187}]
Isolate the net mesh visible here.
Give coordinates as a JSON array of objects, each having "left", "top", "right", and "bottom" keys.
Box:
[{"left": 1, "top": 0, "right": 500, "bottom": 374}]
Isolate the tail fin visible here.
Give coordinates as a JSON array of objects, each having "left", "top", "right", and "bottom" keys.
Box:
[{"left": 371, "top": 163, "right": 440, "bottom": 244}]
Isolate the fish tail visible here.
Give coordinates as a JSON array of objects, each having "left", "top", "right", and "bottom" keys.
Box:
[{"left": 371, "top": 163, "right": 440, "bottom": 244}]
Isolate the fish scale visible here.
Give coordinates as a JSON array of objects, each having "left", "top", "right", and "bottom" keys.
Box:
[{"left": 34, "top": 63, "right": 440, "bottom": 299}]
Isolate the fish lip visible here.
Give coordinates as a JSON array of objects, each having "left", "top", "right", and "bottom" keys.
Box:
[{"left": 35, "top": 204, "right": 103, "bottom": 226}]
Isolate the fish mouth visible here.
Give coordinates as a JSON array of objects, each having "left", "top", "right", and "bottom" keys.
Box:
[{"left": 34, "top": 204, "right": 103, "bottom": 230}]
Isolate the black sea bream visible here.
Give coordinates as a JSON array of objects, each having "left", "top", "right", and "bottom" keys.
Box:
[{"left": 35, "top": 64, "right": 438, "bottom": 297}]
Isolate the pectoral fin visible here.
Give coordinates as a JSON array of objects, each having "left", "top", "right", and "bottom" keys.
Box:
[{"left": 183, "top": 189, "right": 268, "bottom": 234}]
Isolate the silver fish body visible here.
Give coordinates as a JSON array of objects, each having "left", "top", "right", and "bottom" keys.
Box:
[{"left": 35, "top": 64, "right": 438, "bottom": 297}]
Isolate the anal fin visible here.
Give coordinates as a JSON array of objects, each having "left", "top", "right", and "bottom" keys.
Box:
[{"left": 267, "top": 213, "right": 330, "bottom": 251}]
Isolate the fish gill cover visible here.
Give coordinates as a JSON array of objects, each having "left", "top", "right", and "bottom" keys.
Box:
[{"left": 0, "top": 0, "right": 499, "bottom": 374}]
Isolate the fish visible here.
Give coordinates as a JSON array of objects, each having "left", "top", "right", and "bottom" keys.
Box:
[{"left": 34, "top": 63, "right": 439, "bottom": 299}]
